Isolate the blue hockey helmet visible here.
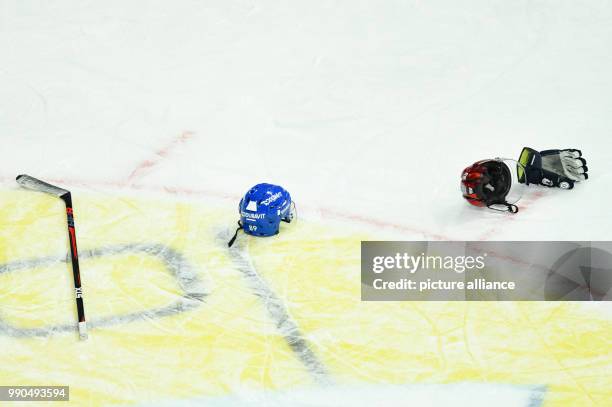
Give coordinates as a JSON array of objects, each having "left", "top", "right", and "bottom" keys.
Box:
[{"left": 228, "top": 183, "right": 295, "bottom": 246}]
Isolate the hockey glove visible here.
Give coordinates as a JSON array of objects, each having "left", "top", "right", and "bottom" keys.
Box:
[{"left": 518, "top": 147, "right": 588, "bottom": 189}]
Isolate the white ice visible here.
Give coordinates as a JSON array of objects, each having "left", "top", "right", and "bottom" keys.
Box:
[{"left": 1, "top": 1, "right": 611, "bottom": 405}]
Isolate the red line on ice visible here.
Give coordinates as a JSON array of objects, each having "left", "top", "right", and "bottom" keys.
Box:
[
  {"left": 126, "top": 131, "right": 195, "bottom": 184},
  {"left": 3, "top": 172, "right": 453, "bottom": 239},
  {"left": 319, "top": 207, "right": 456, "bottom": 241}
]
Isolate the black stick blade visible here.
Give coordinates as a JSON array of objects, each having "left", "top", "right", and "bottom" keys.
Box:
[{"left": 16, "top": 174, "right": 69, "bottom": 197}]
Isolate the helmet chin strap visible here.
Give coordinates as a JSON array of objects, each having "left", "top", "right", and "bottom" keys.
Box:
[
  {"left": 228, "top": 220, "right": 243, "bottom": 247},
  {"left": 487, "top": 202, "right": 519, "bottom": 213}
]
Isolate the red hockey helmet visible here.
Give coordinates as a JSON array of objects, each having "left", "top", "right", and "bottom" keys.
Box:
[{"left": 461, "top": 158, "right": 523, "bottom": 213}]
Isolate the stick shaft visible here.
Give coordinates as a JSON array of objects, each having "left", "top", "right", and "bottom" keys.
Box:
[{"left": 62, "top": 194, "right": 87, "bottom": 339}]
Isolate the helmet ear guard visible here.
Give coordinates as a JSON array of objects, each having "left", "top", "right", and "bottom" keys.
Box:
[{"left": 283, "top": 201, "right": 297, "bottom": 223}]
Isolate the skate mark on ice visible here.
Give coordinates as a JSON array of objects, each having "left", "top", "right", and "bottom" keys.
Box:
[
  {"left": 0, "top": 243, "right": 207, "bottom": 337},
  {"left": 126, "top": 131, "right": 196, "bottom": 184},
  {"left": 227, "top": 240, "right": 332, "bottom": 385}
]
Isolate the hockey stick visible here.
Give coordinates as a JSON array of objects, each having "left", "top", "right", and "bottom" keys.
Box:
[{"left": 16, "top": 175, "right": 88, "bottom": 340}]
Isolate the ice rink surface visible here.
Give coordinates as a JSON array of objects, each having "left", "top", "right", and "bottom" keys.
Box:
[{"left": 1, "top": 1, "right": 611, "bottom": 405}]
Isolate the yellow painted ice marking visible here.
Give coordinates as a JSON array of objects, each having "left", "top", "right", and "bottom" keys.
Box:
[
  {"left": 228, "top": 240, "right": 331, "bottom": 384},
  {"left": 0, "top": 191, "right": 313, "bottom": 405},
  {"left": 0, "top": 190, "right": 610, "bottom": 406}
]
